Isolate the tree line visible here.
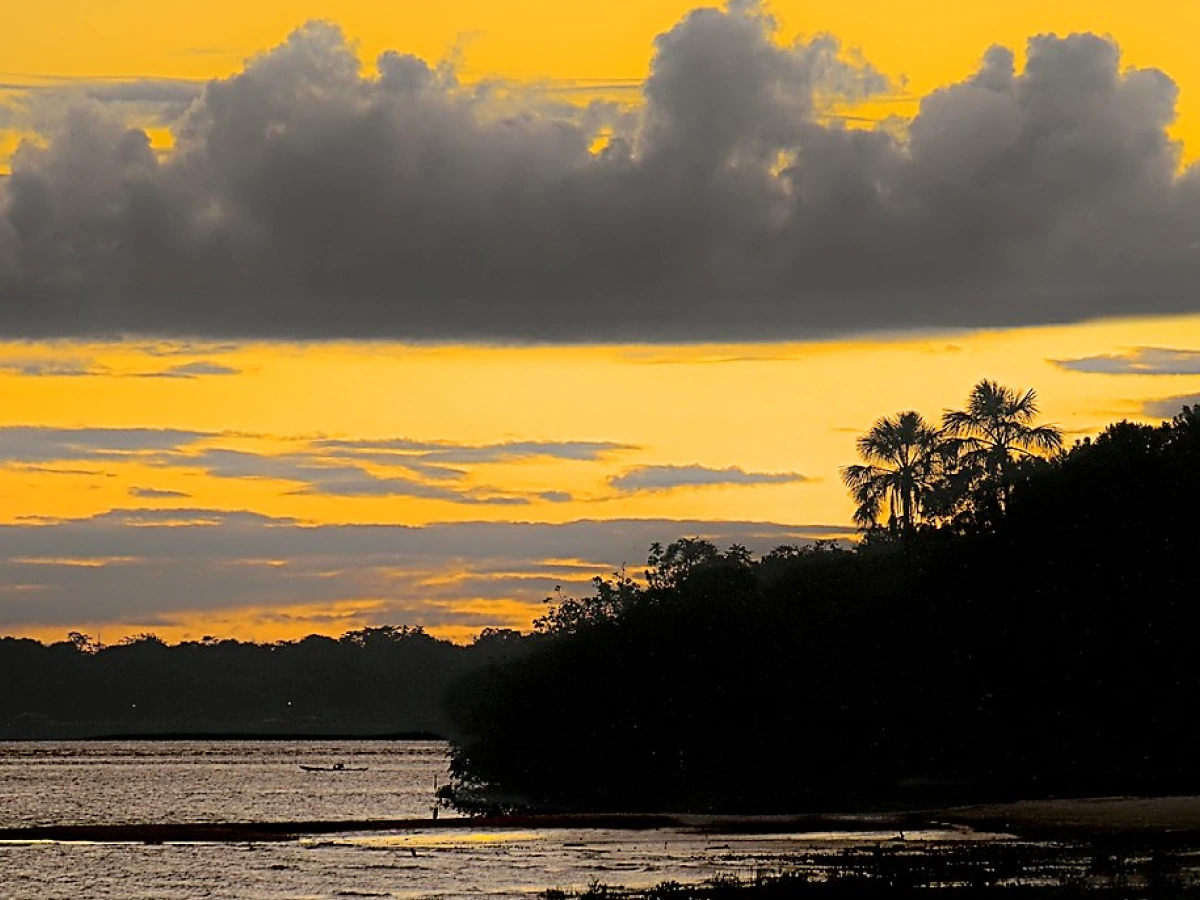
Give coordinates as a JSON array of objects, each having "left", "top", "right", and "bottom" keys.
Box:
[
  {"left": 440, "top": 387, "right": 1200, "bottom": 814},
  {"left": 0, "top": 625, "right": 530, "bottom": 739}
]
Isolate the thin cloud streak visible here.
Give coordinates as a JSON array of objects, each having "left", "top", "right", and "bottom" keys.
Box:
[
  {"left": 609, "top": 464, "right": 807, "bottom": 493},
  {"left": 1054, "top": 347, "right": 1200, "bottom": 375}
]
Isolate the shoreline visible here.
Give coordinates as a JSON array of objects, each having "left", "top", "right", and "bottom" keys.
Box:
[
  {"left": 0, "top": 732, "right": 448, "bottom": 742},
  {"left": 0, "top": 812, "right": 902, "bottom": 844},
  {"left": 10, "top": 796, "right": 1200, "bottom": 844}
]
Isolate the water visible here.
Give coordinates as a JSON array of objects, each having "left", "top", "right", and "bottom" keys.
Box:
[
  {"left": 0, "top": 740, "right": 448, "bottom": 826},
  {"left": 0, "top": 741, "right": 1005, "bottom": 899}
]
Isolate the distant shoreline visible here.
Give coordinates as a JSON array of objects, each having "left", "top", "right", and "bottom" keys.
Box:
[{"left": 0, "top": 732, "right": 448, "bottom": 742}]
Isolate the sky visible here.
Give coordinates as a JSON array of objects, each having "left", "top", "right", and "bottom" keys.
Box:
[{"left": 3, "top": 0, "right": 1200, "bottom": 644}]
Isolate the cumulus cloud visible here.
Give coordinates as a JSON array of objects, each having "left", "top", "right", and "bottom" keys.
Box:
[
  {"left": 1054, "top": 347, "right": 1200, "bottom": 375},
  {"left": 7, "top": 7, "right": 1199, "bottom": 340},
  {"left": 0, "top": 512, "right": 851, "bottom": 629},
  {"left": 609, "top": 463, "right": 806, "bottom": 492}
]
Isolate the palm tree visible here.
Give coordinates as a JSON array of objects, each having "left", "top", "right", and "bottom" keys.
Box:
[
  {"left": 841, "top": 410, "right": 946, "bottom": 534},
  {"left": 941, "top": 379, "right": 1063, "bottom": 511}
]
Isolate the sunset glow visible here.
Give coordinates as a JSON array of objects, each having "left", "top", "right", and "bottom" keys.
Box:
[{"left": 3, "top": 1, "right": 1200, "bottom": 642}]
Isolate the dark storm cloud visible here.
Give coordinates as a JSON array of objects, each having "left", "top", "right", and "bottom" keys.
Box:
[
  {"left": 0, "top": 513, "right": 852, "bottom": 628},
  {"left": 608, "top": 463, "right": 806, "bottom": 492},
  {"left": 1054, "top": 347, "right": 1200, "bottom": 375},
  {"left": 8, "top": 5, "right": 1200, "bottom": 340}
]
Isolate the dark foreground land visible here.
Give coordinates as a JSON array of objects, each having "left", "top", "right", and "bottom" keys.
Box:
[
  {"left": 9, "top": 798, "right": 1200, "bottom": 897},
  {"left": 536, "top": 799, "right": 1200, "bottom": 899},
  {"left": 534, "top": 797, "right": 1200, "bottom": 899}
]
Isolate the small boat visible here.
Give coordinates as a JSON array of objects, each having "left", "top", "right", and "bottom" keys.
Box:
[{"left": 299, "top": 763, "right": 367, "bottom": 772}]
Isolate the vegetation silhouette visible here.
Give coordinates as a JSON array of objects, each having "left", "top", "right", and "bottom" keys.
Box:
[
  {"left": 841, "top": 410, "right": 946, "bottom": 533},
  {"left": 0, "top": 625, "right": 532, "bottom": 739},
  {"left": 440, "top": 389, "right": 1200, "bottom": 815}
]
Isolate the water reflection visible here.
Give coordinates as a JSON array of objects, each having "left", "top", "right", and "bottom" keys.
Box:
[{"left": 0, "top": 740, "right": 1021, "bottom": 900}]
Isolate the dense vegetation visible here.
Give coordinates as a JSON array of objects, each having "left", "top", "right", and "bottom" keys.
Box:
[
  {"left": 0, "top": 625, "right": 529, "bottom": 738},
  {"left": 442, "top": 385, "right": 1200, "bottom": 814}
]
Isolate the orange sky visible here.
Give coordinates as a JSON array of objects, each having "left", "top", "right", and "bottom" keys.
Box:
[{"left": 2, "top": 1, "right": 1199, "bottom": 643}]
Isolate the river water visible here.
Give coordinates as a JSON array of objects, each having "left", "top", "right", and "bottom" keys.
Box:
[{"left": 0, "top": 740, "right": 1005, "bottom": 899}]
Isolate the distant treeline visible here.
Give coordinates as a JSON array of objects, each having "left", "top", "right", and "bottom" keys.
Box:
[
  {"left": 0, "top": 625, "right": 530, "bottom": 739},
  {"left": 441, "top": 399, "right": 1200, "bottom": 814}
]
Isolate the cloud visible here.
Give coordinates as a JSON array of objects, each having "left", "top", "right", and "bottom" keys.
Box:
[
  {"left": 0, "top": 513, "right": 852, "bottom": 630},
  {"left": 308, "top": 438, "right": 635, "bottom": 482},
  {"left": 314, "top": 438, "right": 635, "bottom": 465},
  {"left": 283, "top": 465, "right": 535, "bottom": 504},
  {"left": 0, "top": 429, "right": 630, "bottom": 504},
  {"left": 1142, "top": 393, "right": 1200, "bottom": 418},
  {"left": 11, "top": 10, "right": 1200, "bottom": 340},
  {"left": 0, "top": 357, "right": 107, "bottom": 377},
  {"left": 179, "top": 446, "right": 584, "bottom": 504},
  {"left": 0, "top": 76, "right": 202, "bottom": 129},
  {"left": 1054, "top": 347, "right": 1200, "bottom": 375},
  {"left": 0, "top": 427, "right": 210, "bottom": 465},
  {"left": 128, "top": 487, "right": 191, "bottom": 499},
  {"left": 137, "top": 342, "right": 240, "bottom": 357},
  {"left": 15, "top": 465, "right": 113, "bottom": 477},
  {"left": 135, "top": 360, "right": 242, "bottom": 378},
  {"left": 0, "top": 426, "right": 812, "bottom": 505},
  {"left": 608, "top": 463, "right": 807, "bottom": 492},
  {"left": 0, "top": 357, "right": 241, "bottom": 379}
]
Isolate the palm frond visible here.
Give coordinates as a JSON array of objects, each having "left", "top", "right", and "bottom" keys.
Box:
[{"left": 1022, "top": 423, "right": 1064, "bottom": 453}]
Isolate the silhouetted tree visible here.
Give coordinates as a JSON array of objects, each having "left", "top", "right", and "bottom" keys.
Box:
[
  {"left": 841, "top": 410, "right": 946, "bottom": 534},
  {"left": 941, "top": 379, "right": 1062, "bottom": 518}
]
